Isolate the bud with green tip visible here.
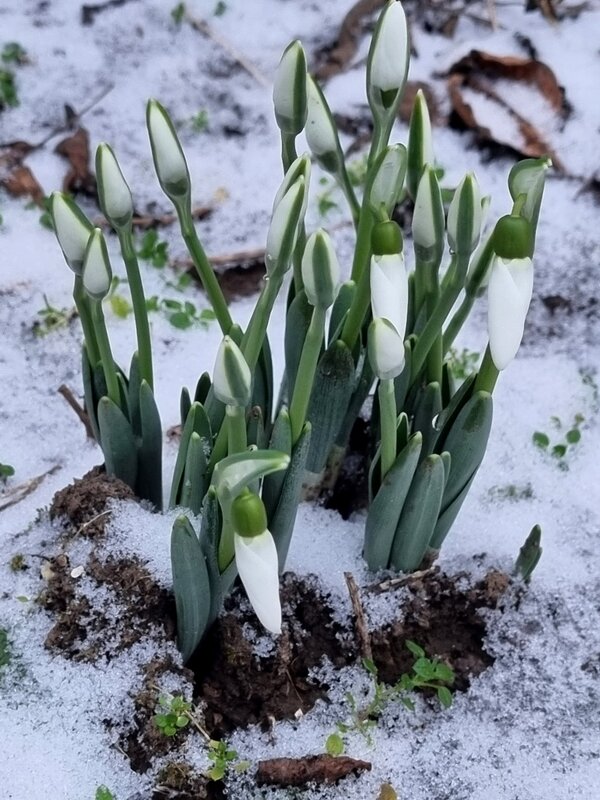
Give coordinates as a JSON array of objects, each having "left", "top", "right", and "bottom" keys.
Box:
[
  {"left": 412, "top": 165, "right": 444, "bottom": 263},
  {"left": 301, "top": 229, "right": 340, "bottom": 309},
  {"left": 50, "top": 192, "right": 93, "bottom": 275},
  {"left": 515, "top": 523, "right": 542, "bottom": 582},
  {"left": 304, "top": 75, "right": 340, "bottom": 172},
  {"left": 213, "top": 336, "right": 252, "bottom": 407},
  {"left": 273, "top": 40, "right": 307, "bottom": 136},
  {"left": 508, "top": 156, "right": 551, "bottom": 232},
  {"left": 368, "top": 317, "right": 406, "bottom": 379},
  {"left": 82, "top": 228, "right": 112, "bottom": 300},
  {"left": 146, "top": 99, "right": 190, "bottom": 200},
  {"left": 231, "top": 488, "right": 268, "bottom": 538},
  {"left": 487, "top": 255, "right": 533, "bottom": 371},
  {"left": 370, "top": 220, "right": 408, "bottom": 340},
  {"left": 407, "top": 89, "right": 434, "bottom": 200},
  {"left": 447, "top": 173, "right": 482, "bottom": 256},
  {"left": 96, "top": 143, "right": 133, "bottom": 229},
  {"left": 368, "top": 0, "right": 409, "bottom": 105},
  {"left": 265, "top": 176, "right": 306, "bottom": 275},
  {"left": 368, "top": 144, "right": 407, "bottom": 218},
  {"left": 491, "top": 214, "right": 534, "bottom": 260}
]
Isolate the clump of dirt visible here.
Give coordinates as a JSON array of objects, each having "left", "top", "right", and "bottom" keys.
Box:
[
  {"left": 324, "top": 416, "right": 370, "bottom": 519},
  {"left": 118, "top": 656, "right": 195, "bottom": 774},
  {"left": 369, "top": 569, "right": 510, "bottom": 690},
  {"left": 154, "top": 761, "right": 224, "bottom": 800},
  {"left": 190, "top": 573, "right": 356, "bottom": 737},
  {"left": 50, "top": 465, "right": 136, "bottom": 538}
]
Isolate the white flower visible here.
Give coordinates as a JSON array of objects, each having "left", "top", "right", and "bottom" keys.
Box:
[
  {"left": 273, "top": 40, "right": 307, "bottom": 135},
  {"left": 369, "top": 144, "right": 406, "bottom": 217},
  {"left": 370, "top": 252, "right": 408, "bottom": 338},
  {"left": 305, "top": 76, "right": 338, "bottom": 158},
  {"left": 213, "top": 336, "right": 252, "bottom": 407},
  {"left": 487, "top": 256, "right": 534, "bottom": 370},
  {"left": 266, "top": 177, "right": 306, "bottom": 273},
  {"left": 234, "top": 529, "right": 282, "bottom": 634},
  {"left": 368, "top": 317, "right": 406, "bottom": 380},
  {"left": 96, "top": 143, "right": 133, "bottom": 227},
  {"left": 82, "top": 228, "right": 112, "bottom": 300},
  {"left": 50, "top": 193, "right": 92, "bottom": 275},
  {"left": 412, "top": 165, "right": 442, "bottom": 253},
  {"left": 147, "top": 99, "right": 190, "bottom": 198},
  {"left": 369, "top": 1, "right": 409, "bottom": 93}
]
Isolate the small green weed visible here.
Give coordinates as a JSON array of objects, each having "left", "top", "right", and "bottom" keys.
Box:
[
  {"left": 1, "top": 42, "right": 28, "bottom": 65},
  {"left": 171, "top": 2, "right": 186, "bottom": 24},
  {"left": 447, "top": 346, "right": 480, "bottom": 381},
  {"left": 95, "top": 787, "right": 115, "bottom": 800},
  {"left": 137, "top": 229, "right": 169, "bottom": 267},
  {"left": 214, "top": 1, "right": 228, "bottom": 16},
  {"left": 533, "top": 413, "right": 583, "bottom": 469},
  {"left": 153, "top": 693, "right": 192, "bottom": 736},
  {"left": 9, "top": 554, "right": 26, "bottom": 572},
  {"left": 0, "top": 463, "right": 15, "bottom": 482},
  {"left": 33, "top": 295, "right": 75, "bottom": 336},
  {"left": 0, "top": 42, "right": 28, "bottom": 109},
  {"left": 488, "top": 482, "right": 534, "bottom": 502},
  {"left": 0, "top": 629, "right": 11, "bottom": 669},
  {"left": 327, "top": 642, "right": 454, "bottom": 752},
  {"left": 191, "top": 109, "right": 210, "bottom": 133}
]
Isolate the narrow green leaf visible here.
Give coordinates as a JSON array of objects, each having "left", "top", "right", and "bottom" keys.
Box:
[
  {"left": 412, "top": 381, "right": 442, "bottom": 457},
  {"left": 406, "top": 640, "right": 425, "bottom": 659},
  {"left": 285, "top": 288, "right": 313, "bottom": 400},
  {"left": 179, "top": 432, "right": 207, "bottom": 515},
  {"left": 533, "top": 431, "right": 550, "bottom": 449},
  {"left": 137, "top": 380, "right": 163, "bottom": 509},
  {"left": 515, "top": 523, "right": 542, "bottom": 582},
  {"left": 169, "top": 402, "right": 212, "bottom": 508},
  {"left": 171, "top": 516, "right": 211, "bottom": 662},
  {"left": 437, "top": 685, "right": 453, "bottom": 709},
  {"left": 97, "top": 396, "right": 138, "bottom": 489},
  {"left": 262, "top": 407, "right": 292, "bottom": 520}
]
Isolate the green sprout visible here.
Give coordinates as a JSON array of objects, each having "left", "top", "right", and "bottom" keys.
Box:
[
  {"left": 533, "top": 413, "right": 584, "bottom": 469},
  {"left": 0, "top": 463, "right": 15, "bottom": 482},
  {"left": 207, "top": 739, "right": 247, "bottom": 781},
  {"left": 137, "top": 229, "right": 169, "bottom": 268},
  {"left": 153, "top": 693, "right": 192, "bottom": 737},
  {"left": 447, "top": 346, "right": 481, "bottom": 381},
  {"left": 0, "top": 68, "right": 18, "bottom": 108},
  {"left": 95, "top": 788, "right": 116, "bottom": 800},
  {"left": 0, "top": 629, "right": 11, "bottom": 669},
  {"left": 191, "top": 109, "right": 210, "bottom": 133},
  {"left": 33, "top": 296, "right": 75, "bottom": 337},
  {"left": 1, "top": 42, "right": 28, "bottom": 64},
  {"left": 214, "top": 1, "right": 228, "bottom": 17},
  {"left": 171, "top": 2, "right": 186, "bottom": 24}
]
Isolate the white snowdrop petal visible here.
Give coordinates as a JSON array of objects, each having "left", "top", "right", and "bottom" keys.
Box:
[
  {"left": 97, "top": 145, "right": 132, "bottom": 224},
  {"left": 370, "top": 254, "right": 408, "bottom": 337},
  {"left": 235, "top": 531, "right": 282, "bottom": 634},
  {"left": 488, "top": 257, "right": 533, "bottom": 370},
  {"left": 369, "top": 318, "right": 406, "bottom": 379},
  {"left": 147, "top": 101, "right": 188, "bottom": 191},
  {"left": 370, "top": 2, "right": 408, "bottom": 92},
  {"left": 305, "top": 77, "right": 337, "bottom": 157}
]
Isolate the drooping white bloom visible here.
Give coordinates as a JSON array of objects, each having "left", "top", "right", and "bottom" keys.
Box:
[
  {"left": 368, "top": 317, "right": 406, "bottom": 380},
  {"left": 265, "top": 177, "right": 305, "bottom": 272},
  {"left": 96, "top": 144, "right": 133, "bottom": 228},
  {"left": 82, "top": 228, "right": 112, "bottom": 300},
  {"left": 273, "top": 40, "right": 307, "bottom": 135},
  {"left": 234, "top": 529, "right": 282, "bottom": 634},
  {"left": 370, "top": 252, "right": 409, "bottom": 338},
  {"left": 147, "top": 99, "right": 190, "bottom": 198},
  {"left": 50, "top": 192, "right": 92, "bottom": 275},
  {"left": 447, "top": 173, "right": 482, "bottom": 256},
  {"left": 213, "top": 336, "right": 252, "bottom": 407},
  {"left": 301, "top": 229, "right": 340, "bottom": 308},
  {"left": 305, "top": 75, "right": 338, "bottom": 158},
  {"left": 487, "top": 256, "right": 534, "bottom": 370},
  {"left": 369, "top": 1, "right": 409, "bottom": 93},
  {"left": 369, "top": 144, "right": 406, "bottom": 217}
]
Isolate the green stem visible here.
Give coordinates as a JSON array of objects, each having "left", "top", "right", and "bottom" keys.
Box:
[
  {"left": 91, "top": 300, "right": 120, "bottom": 405},
  {"left": 336, "top": 161, "right": 360, "bottom": 228},
  {"left": 240, "top": 274, "right": 282, "bottom": 370},
  {"left": 378, "top": 378, "right": 397, "bottom": 480},
  {"left": 349, "top": 198, "right": 374, "bottom": 283},
  {"left": 73, "top": 277, "right": 100, "bottom": 366},
  {"left": 341, "top": 258, "right": 370, "bottom": 352},
  {"left": 442, "top": 294, "right": 473, "bottom": 355},
  {"left": 118, "top": 227, "right": 153, "bottom": 388},
  {"left": 289, "top": 305, "right": 326, "bottom": 444},
  {"left": 281, "top": 132, "right": 298, "bottom": 174},
  {"left": 226, "top": 404, "right": 247, "bottom": 456},
  {"left": 178, "top": 202, "right": 233, "bottom": 335},
  {"left": 473, "top": 344, "right": 499, "bottom": 394}
]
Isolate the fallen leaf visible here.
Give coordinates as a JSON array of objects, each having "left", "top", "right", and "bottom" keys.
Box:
[
  {"left": 447, "top": 50, "right": 567, "bottom": 170},
  {"left": 55, "top": 126, "right": 97, "bottom": 196},
  {"left": 256, "top": 754, "right": 371, "bottom": 787},
  {"left": 176, "top": 247, "right": 266, "bottom": 301},
  {"left": 0, "top": 164, "right": 45, "bottom": 205}
]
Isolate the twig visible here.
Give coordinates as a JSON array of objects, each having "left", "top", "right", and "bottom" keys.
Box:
[
  {"left": 184, "top": 11, "right": 270, "bottom": 88},
  {"left": 58, "top": 384, "right": 95, "bottom": 439},
  {"left": 344, "top": 572, "right": 372, "bottom": 662},
  {"left": 0, "top": 465, "right": 61, "bottom": 512},
  {"left": 367, "top": 566, "right": 439, "bottom": 595}
]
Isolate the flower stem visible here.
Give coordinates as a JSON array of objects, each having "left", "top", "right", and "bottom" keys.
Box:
[
  {"left": 118, "top": 227, "right": 153, "bottom": 388},
  {"left": 473, "top": 344, "right": 499, "bottom": 394},
  {"left": 73, "top": 277, "right": 100, "bottom": 366},
  {"left": 91, "top": 300, "right": 120, "bottom": 405},
  {"left": 240, "top": 274, "right": 282, "bottom": 370},
  {"left": 289, "top": 305, "right": 326, "bottom": 444},
  {"left": 226, "top": 404, "right": 247, "bottom": 456},
  {"left": 378, "top": 378, "right": 397, "bottom": 479}
]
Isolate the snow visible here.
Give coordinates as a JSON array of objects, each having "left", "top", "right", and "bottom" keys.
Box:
[{"left": 1, "top": 0, "right": 600, "bottom": 798}]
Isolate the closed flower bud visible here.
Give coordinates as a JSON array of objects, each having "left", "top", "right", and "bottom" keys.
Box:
[
  {"left": 147, "top": 99, "right": 190, "bottom": 199},
  {"left": 50, "top": 192, "right": 93, "bottom": 275},
  {"left": 370, "top": 250, "right": 408, "bottom": 339},
  {"left": 305, "top": 75, "right": 340, "bottom": 172},
  {"left": 231, "top": 489, "right": 268, "bottom": 538},
  {"left": 213, "top": 336, "right": 252, "bottom": 407},
  {"left": 368, "top": 144, "right": 407, "bottom": 218},
  {"left": 487, "top": 256, "right": 534, "bottom": 370},
  {"left": 447, "top": 173, "right": 482, "bottom": 256},
  {"left": 266, "top": 176, "right": 306, "bottom": 274},
  {"left": 234, "top": 526, "right": 282, "bottom": 634},
  {"left": 96, "top": 143, "right": 133, "bottom": 229},
  {"left": 407, "top": 89, "right": 434, "bottom": 200},
  {"left": 82, "top": 228, "right": 112, "bottom": 300},
  {"left": 368, "top": 317, "right": 406, "bottom": 380},
  {"left": 412, "top": 165, "right": 444, "bottom": 262},
  {"left": 301, "top": 229, "right": 340, "bottom": 308},
  {"left": 273, "top": 40, "right": 308, "bottom": 135},
  {"left": 368, "top": 1, "right": 409, "bottom": 100},
  {"left": 491, "top": 214, "right": 534, "bottom": 260}
]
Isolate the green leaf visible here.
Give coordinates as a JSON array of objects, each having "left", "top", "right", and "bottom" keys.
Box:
[
  {"left": 325, "top": 733, "right": 345, "bottom": 756},
  {"left": 362, "top": 657, "right": 378, "bottom": 675},
  {"left": 566, "top": 428, "right": 581, "bottom": 444},
  {"left": 97, "top": 397, "right": 138, "bottom": 489},
  {"left": 169, "top": 402, "right": 212, "bottom": 508},
  {"left": 262, "top": 407, "right": 292, "bottom": 520},
  {"left": 171, "top": 516, "right": 211, "bottom": 662},
  {"left": 412, "top": 657, "right": 435, "bottom": 680},
  {"left": 533, "top": 430, "right": 549, "bottom": 448},
  {"left": 169, "top": 311, "right": 193, "bottom": 329},
  {"left": 110, "top": 294, "right": 132, "bottom": 318},
  {"left": 515, "top": 523, "right": 542, "bottom": 582},
  {"left": 405, "top": 640, "right": 425, "bottom": 659},
  {"left": 552, "top": 444, "right": 567, "bottom": 458},
  {"left": 400, "top": 696, "right": 415, "bottom": 711},
  {"left": 434, "top": 662, "right": 455, "bottom": 684},
  {"left": 136, "top": 380, "right": 163, "bottom": 509},
  {"left": 95, "top": 787, "right": 115, "bottom": 800},
  {"left": 437, "top": 685, "right": 453, "bottom": 709}
]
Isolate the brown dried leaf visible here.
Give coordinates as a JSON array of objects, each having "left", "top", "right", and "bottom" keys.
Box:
[
  {"left": 378, "top": 783, "right": 399, "bottom": 800},
  {"left": 176, "top": 247, "right": 266, "bottom": 302},
  {"left": 313, "top": 0, "right": 385, "bottom": 81},
  {"left": 0, "top": 164, "right": 45, "bottom": 205},
  {"left": 256, "top": 754, "right": 371, "bottom": 787},
  {"left": 55, "top": 126, "right": 97, "bottom": 196},
  {"left": 447, "top": 49, "right": 566, "bottom": 170}
]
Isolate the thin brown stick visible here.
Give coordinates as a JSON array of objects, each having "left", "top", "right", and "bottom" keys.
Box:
[
  {"left": 367, "top": 566, "right": 439, "bottom": 595},
  {"left": 344, "top": 572, "right": 372, "bottom": 662},
  {"left": 0, "top": 465, "right": 61, "bottom": 512},
  {"left": 58, "top": 384, "right": 95, "bottom": 439}
]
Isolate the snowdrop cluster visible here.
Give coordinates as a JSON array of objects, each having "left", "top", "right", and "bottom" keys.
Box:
[{"left": 50, "top": 0, "right": 548, "bottom": 660}]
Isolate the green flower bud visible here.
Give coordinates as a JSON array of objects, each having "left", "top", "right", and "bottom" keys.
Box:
[
  {"left": 371, "top": 220, "right": 403, "bottom": 256},
  {"left": 412, "top": 165, "right": 444, "bottom": 262},
  {"left": 368, "top": 1, "right": 409, "bottom": 103},
  {"left": 301, "top": 229, "right": 340, "bottom": 308},
  {"left": 82, "top": 228, "right": 112, "bottom": 300},
  {"left": 273, "top": 41, "right": 307, "bottom": 135},
  {"left": 213, "top": 336, "right": 252, "bottom": 407},
  {"left": 266, "top": 176, "right": 306, "bottom": 275},
  {"left": 96, "top": 143, "right": 133, "bottom": 229},
  {"left": 368, "top": 144, "right": 407, "bottom": 218},
  {"left": 491, "top": 214, "right": 534, "bottom": 260},
  {"left": 407, "top": 89, "right": 434, "bottom": 200},
  {"left": 305, "top": 75, "right": 340, "bottom": 173},
  {"left": 146, "top": 99, "right": 190, "bottom": 200},
  {"left": 447, "top": 173, "right": 482, "bottom": 256},
  {"left": 231, "top": 489, "right": 268, "bottom": 538},
  {"left": 50, "top": 192, "right": 93, "bottom": 275}
]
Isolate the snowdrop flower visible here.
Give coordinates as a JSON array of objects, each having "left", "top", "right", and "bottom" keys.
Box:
[
  {"left": 265, "top": 177, "right": 306, "bottom": 274},
  {"left": 273, "top": 40, "right": 307, "bottom": 135},
  {"left": 407, "top": 89, "right": 434, "bottom": 199},
  {"left": 301, "top": 229, "right": 340, "bottom": 309},
  {"left": 370, "top": 221, "right": 408, "bottom": 341},
  {"left": 146, "top": 99, "right": 190, "bottom": 199},
  {"left": 96, "top": 143, "right": 133, "bottom": 229},
  {"left": 304, "top": 75, "right": 340, "bottom": 171},
  {"left": 368, "top": 144, "right": 407, "bottom": 218},
  {"left": 487, "top": 255, "right": 533, "bottom": 371},
  {"left": 368, "top": 317, "right": 406, "bottom": 379},
  {"left": 412, "top": 165, "right": 444, "bottom": 261},
  {"left": 82, "top": 228, "right": 112, "bottom": 300},
  {"left": 447, "top": 173, "right": 482, "bottom": 256},
  {"left": 232, "top": 490, "right": 282, "bottom": 634},
  {"left": 50, "top": 192, "right": 92, "bottom": 275},
  {"left": 368, "top": 1, "right": 409, "bottom": 96},
  {"left": 213, "top": 336, "right": 252, "bottom": 407}
]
